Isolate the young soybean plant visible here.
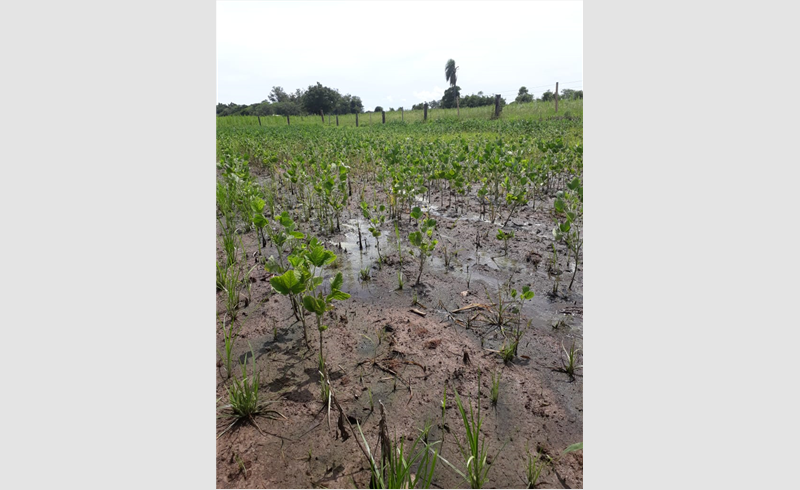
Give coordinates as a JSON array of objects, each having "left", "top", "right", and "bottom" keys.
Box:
[
  {"left": 495, "top": 229, "right": 514, "bottom": 257},
  {"left": 269, "top": 267, "right": 312, "bottom": 348},
  {"left": 552, "top": 177, "right": 583, "bottom": 290},
  {"left": 408, "top": 207, "right": 438, "bottom": 286},
  {"left": 267, "top": 211, "right": 305, "bottom": 272},
  {"left": 301, "top": 240, "right": 350, "bottom": 365},
  {"left": 360, "top": 201, "right": 387, "bottom": 266}
]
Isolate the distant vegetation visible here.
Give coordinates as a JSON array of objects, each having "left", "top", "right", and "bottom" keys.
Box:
[{"left": 217, "top": 80, "right": 582, "bottom": 118}]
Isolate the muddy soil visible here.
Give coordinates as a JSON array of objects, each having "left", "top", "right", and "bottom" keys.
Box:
[{"left": 216, "top": 184, "right": 583, "bottom": 488}]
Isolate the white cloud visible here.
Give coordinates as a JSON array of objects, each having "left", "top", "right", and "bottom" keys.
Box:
[{"left": 412, "top": 87, "right": 445, "bottom": 102}]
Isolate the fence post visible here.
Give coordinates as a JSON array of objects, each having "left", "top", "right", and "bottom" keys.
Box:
[
  {"left": 494, "top": 94, "right": 501, "bottom": 118},
  {"left": 401, "top": 108, "right": 404, "bottom": 122},
  {"left": 257, "top": 115, "right": 262, "bottom": 126},
  {"left": 336, "top": 111, "right": 339, "bottom": 126},
  {"left": 555, "top": 82, "right": 559, "bottom": 113},
  {"left": 356, "top": 112, "right": 359, "bottom": 127},
  {"left": 382, "top": 111, "right": 385, "bottom": 124},
  {"left": 424, "top": 103, "right": 428, "bottom": 121},
  {"left": 320, "top": 110, "right": 325, "bottom": 123},
  {"left": 286, "top": 114, "right": 290, "bottom": 126}
]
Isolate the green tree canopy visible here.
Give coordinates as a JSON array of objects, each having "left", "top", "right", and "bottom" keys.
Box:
[
  {"left": 301, "top": 82, "right": 341, "bottom": 115},
  {"left": 515, "top": 86, "right": 534, "bottom": 103},
  {"left": 268, "top": 86, "right": 290, "bottom": 103},
  {"left": 441, "top": 86, "right": 461, "bottom": 109}
]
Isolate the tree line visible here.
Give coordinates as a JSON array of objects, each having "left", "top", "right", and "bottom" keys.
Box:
[
  {"left": 217, "top": 81, "right": 583, "bottom": 117},
  {"left": 514, "top": 86, "right": 583, "bottom": 104},
  {"left": 216, "top": 83, "right": 365, "bottom": 117}
]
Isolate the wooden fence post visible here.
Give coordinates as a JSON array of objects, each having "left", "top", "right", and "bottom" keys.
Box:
[
  {"left": 320, "top": 110, "right": 325, "bottom": 123},
  {"left": 336, "top": 111, "right": 339, "bottom": 126},
  {"left": 424, "top": 103, "right": 428, "bottom": 121},
  {"left": 257, "top": 116, "right": 262, "bottom": 126},
  {"left": 494, "top": 94, "right": 501, "bottom": 118},
  {"left": 356, "top": 112, "right": 359, "bottom": 127},
  {"left": 287, "top": 114, "right": 290, "bottom": 126},
  {"left": 555, "top": 82, "right": 559, "bottom": 113},
  {"left": 382, "top": 111, "right": 385, "bottom": 124}
]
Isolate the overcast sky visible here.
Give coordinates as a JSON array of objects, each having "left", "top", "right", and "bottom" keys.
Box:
[{"left": 217, "top": 1, "right": 583, "bottom": 110}]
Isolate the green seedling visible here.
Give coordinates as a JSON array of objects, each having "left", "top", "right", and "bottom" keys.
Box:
[
  {"left": 507, "top": 286, "right": 534, "bottom": 355},
  {"left": 249, "top": 196, "right": 269, "bottom": 260},
  {"left": 361, "top": 201, "right": 387, "bottom": 266},
  {"left": 217, "top": 345, "right": 284, "bottom": 439},
  {"left": 216, "top": 260, "right": 226, "bottom": 291},
  {"left": 501, "top": 171, "right": 530, "bottom": 227},
  {"left": 553, "top": 177, "right": 583, "bottom": 290},
  {"left": 439, "top": 379, "right": 507, "bottom": 489},
  {"left": 355, "top": 419, "right": 440, "bottom": 489},
  {"left": 218, "top": 218, "right": 237, "bottom": 267},
  {"left": 268, "top": 211, "right": 305, "bottom": 271},
  {"left": 419, "top": 418, "right": 434, "bottom": 444},
  {"left": 217, "top": 319, "right": 241, "bottom": 378},
  {"left": 499, "top": 340, "right": 517, "bottom": 364},
  {"left": 408, "top": 207, "right": 438, "bottom": 286},
  {"left": 561, "top": 340, "right": 581, "bottom": 380},
  {"left": 495, "top": 229, "right": 514, "bottom": 257},
  {"left": 320, "top": 369, "right": 331, "bottom": 406},
  {"left": 222, "top": 263, "right": 242, "bottom": 322},
  {"left": 300, "top": 239, "right": 350, "bottom": 362},
  {"left": 523, "top": 449, "right": 546, "bottom": 489},
  {"left": 360, "top": 267, "right": 371, "bottom": 281},
  {"left": 269, "top": 268, "right": 311, "bottom": 347},
  {"left": 490, "top": 371, "right": 501, "bottom": 406},
  {"left": 483, "top": 284, "right": 512, "bottom": 331},
  {"left": 235, "top": 453, "right": 247, "bottom": 479}
]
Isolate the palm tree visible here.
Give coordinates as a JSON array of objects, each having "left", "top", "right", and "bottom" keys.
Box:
[{"left": 445, "top": 59, "right": 459, "bottom": 116}]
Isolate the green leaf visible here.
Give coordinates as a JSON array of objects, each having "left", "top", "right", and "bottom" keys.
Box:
[
  {"left": 326, "top": 290, "right": 350, "bottom": 302},
  {"left": 307, "top": 244, "right": 336, "bottom": 268},
  {"left": 250, "top": 198, "right": 265, "bottom": 213},
  {"left": 303, "top": 295, "right": 324, "bottom": 315},
  {"left": 330, "top": 272, "right": 343, "bottom": 291},
  {"left": 252, "top": 214, "right": 268, "bottom": 229},
  {"left": 270, "top": 270, "right": 303, "bottom": 295},
  {"left": 562, "top": 442, "right": 583, "bottom": 454},
  {"left": 567, "top": 177, "right": 581, "bottom": 191},
  {"left": 410, "top": 207, "right": 422, "bottom": 220},
  {"left": 278, "top": 212, "right": 293, "bottom": 228},
  {"left": 264, "top": 256, "right": 283, "bottom": 274}
]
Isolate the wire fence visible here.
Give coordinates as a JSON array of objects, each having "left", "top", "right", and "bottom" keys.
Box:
[{"left": 217, "top": 81, "right": 583, "bottom": 128}]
